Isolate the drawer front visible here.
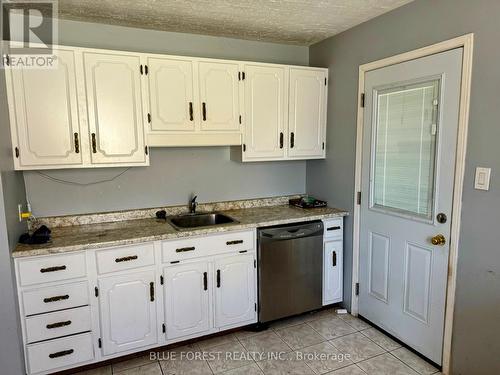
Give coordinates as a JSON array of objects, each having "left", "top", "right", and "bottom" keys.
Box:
[
  {"left": 162, "top": 230, "right": 255, "bottom": 262},
  {"left": 25, "top": 306, "right": 91, "bottom": 344},
  {"left": 26, "top": 332, "right": 94, "bottom": 374},
  {"left": 96, "top": 242, "right": 155, "bottom": 274},
  {"left": 17, "top": 252, "right": 87, "bottom": 287},
  {"left": 22, "top": 281, "right": 89, "bottom": 316},
  {"left": 323, "top": 218, "right": 343, "bottom": 239}
]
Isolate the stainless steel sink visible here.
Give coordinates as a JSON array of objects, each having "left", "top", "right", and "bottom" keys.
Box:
[{"left": 167, "top": 212, "right": 238, "bottom": 230}]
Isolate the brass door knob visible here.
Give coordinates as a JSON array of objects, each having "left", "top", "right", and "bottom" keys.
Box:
[{"left": 431, "top": 234, "right": 446, "bottom": 246}]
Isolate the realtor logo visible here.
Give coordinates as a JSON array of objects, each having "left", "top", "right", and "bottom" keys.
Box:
[{"left": 1, "top": 0, "right": 58, "bottom": 68}]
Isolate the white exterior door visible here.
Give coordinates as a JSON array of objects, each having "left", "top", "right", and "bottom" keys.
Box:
[
  {"left": 147, "top": 57, "right": 196, "bottom": 131},
  {"left": 83, "top": 52, "right": 148, "bottom": 165},
  {"left": 287, "top": 68, "right": 326, "bottom": 159},
  {"left": 323, "top": 240, "right": 343, "bottom": 305},
  {"left": 359, "top": 49, "right": 463, "bottom": 364},
  {"left": 98, "top": 271, "right": 157, "bottom": 355},
  {"left": 164, "top": 262, "right": 210, "bottom": 340},
  {"left": 214, "top": 254, "right": 256, "bottom": 328},
  {"left": 198, "top": 62, "right": 240, "bottom": 131},
  {"left": 7, "top": 48, "right": 83, "bottom": 168},
  {"left": 243, "top": 65, "right": 286, "bottom": 160}
]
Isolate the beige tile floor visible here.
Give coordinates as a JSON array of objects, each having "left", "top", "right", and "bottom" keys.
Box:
[{"left": 73, "top": 308, "right": 440, "bottom": 375}]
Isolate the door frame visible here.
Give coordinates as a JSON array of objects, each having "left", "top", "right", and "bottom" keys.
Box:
[{"left": 351, "top": 34, "right": 474, "bottom": 374}]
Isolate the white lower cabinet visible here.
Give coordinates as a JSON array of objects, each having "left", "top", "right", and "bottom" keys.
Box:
[
  {"left": 214, "top": 254, "right": 256, "bottom": 328},
  {"left": 323, "top": 240, "right": 343, "bottom": 305},
  {"left": 163, "top": 261, "right": 211, "bottom": 340},
  {"left": 98, "top": 270, "right": 157, "bottom": 355}
]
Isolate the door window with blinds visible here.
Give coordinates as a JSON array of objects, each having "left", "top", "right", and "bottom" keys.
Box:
[{"left": 370, "top": 79, "right": 440, "bottom": 220}]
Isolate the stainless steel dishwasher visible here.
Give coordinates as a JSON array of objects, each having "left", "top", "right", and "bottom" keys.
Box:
[{"left": 258, "top": 220, "right": 324, "bottom": 323}]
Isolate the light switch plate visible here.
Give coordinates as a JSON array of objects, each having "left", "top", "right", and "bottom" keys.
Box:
[{"left": 474, "top": 167, "right": 491, "bottom": 191}]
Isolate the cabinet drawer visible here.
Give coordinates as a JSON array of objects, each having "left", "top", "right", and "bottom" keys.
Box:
[
  {"left": 162, "top": 230, "right": 254, "bottom": 262},
  {"left": 96, "top": 242, "right": 155, "bottom": 274},
  {"left": 323, "top": 218, "right": 343, "bottom": 239},
  {"left": 25, "top": 306, "right": 91, "bottom": 344},
  {"left": 17, "top": 252, "right": 87, "bottom": 287},
  {"left": 22, "top": 281, "right": 89, "bottom": 316},
  {"left": 26, "top": 332, "right": 94, "bottom": 374}
]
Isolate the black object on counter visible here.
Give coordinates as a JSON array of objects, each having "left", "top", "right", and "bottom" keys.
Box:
[
  {"left": 156, "top": 210, "right": 167, "bottom": 220},
  {"left": 19, "top": 225, "right": 52, "bottom": 245},
  {"left": 289, "top": 196, "right": 327, "bottom": 209}
]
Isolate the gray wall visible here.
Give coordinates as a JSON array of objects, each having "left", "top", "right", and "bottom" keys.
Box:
[
  {"left": 307, "top": 0, "right": 500, "bottom": 374},
  {"left": 22, "top": 19, "right": 309, "bottom": 217},
  {"left": 0, "top": 69, "right": 27, "bottom": 374}
]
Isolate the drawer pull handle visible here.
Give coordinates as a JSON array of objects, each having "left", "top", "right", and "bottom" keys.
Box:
[
  {"left": 91, "top": 133, "right": 97, "bottom": 153},
  {"left": 327, "top": 226, "right": 341, "bottom": 231},
  {"left": 203, "top": 271, "right": 208, "bottom": 291},
  {"left": 43, "top": 294, "right": 69, "bottom": 303},
  {"left": 332, "top": 251, "right": 337, "bottom": 267},
  {"left": 176, "top": 246, "right": 195, "bottom": 253},
  {"left": 226, "top": 240, "right": 244, "bottom": 245},
  {"left": 150, "top": 282, "right": 155, "bottom": 302},
  {"left": 115, "top": 255, "right": 138, "bottom": 263},
  {"left": 189, "top": 102, "right": 194, "bottom": 121},
  {"left": 216, "top": 269, "right": 221, "bottom": 288},
  {"left": 202, "top": 102, "right": 207, "bottom": 121},
  {"left": 40, "top": 265, "right": 66, "bottom": 273},
  {"left": 46, "top": 320, "right": 72, "bottom": 329},
  {"left": 49, "top": 349, "right": 74, "bottom": 359}
]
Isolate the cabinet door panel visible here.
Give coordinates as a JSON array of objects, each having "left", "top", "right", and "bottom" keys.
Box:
[
  {"left": 199, "top": 62, "right": 240, "bottom": 131},
  {"left": 148, "top": 58, "right": 195, "bottom": 131},
  {"left": 99, "top": 271, "right": 157, "bottom": 355},
  {"left": 164, "top": 262, "right": 210, "bottom": 340},
  {"left": 288, "top": 68, "right": 326, "bottom": 158},
  {"left": 83, "top": 52, "right": 147, "bottom": 165},
  {"left": 323, "top": 240, "right": 343, "bottom": 305},
  {"left": 214, "top": 254, "right": 256, "bottom": 328},
  {"left": 8, "top": 48, "right": 82, "bottom": 167},
  {"left": 243, "top": 65, "right": 286, "bottom": 160}
]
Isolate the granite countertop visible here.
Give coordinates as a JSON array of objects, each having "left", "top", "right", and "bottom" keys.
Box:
[{"left": 12, "top": 205, "right": 348, "bottom": 258}]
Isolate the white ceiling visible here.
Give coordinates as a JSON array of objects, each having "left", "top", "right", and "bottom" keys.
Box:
[{"left": 57, "top": 0, "right": 413, "bottom": 46}]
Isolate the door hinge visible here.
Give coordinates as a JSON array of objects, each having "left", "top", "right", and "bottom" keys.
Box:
[
  {"left": 243, "top": 144, "right": 246, "bottom": 152},
  {"left": 357, "top": 191, "right": 361, "bottom": 205},
  {"left": 147, "top": 113, "right": 151, "bottom": 123},
  {"left": 14, "top": 147, "right": 19, "bottom": 158},
  {"left": 160, "top": 275, "right": 164, "bottom": 285},
  {"left": 98, "top": 338, "right": 102, "bottom": 348},
  {"left": 162, "top": 323, "right": 166, "bottom": 333},
  {"left": 360, "top": 93, "right": 365, "bottom": 108},
  {"left": 355, "top": 283, "right": 360, "bottom": 296},
  {"left": 145, "top": 146, "right": 149, "bottom": 155},
  {"left": 94, "top": 286, "right": 99, "bottom": 297},
  {"left": 239, "top": 115, "right": 242, "bottom": 124}
]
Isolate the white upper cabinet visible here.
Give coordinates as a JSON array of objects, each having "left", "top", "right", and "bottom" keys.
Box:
[
  {"left": 287, "top": 68, "right": 327, "bottom": 159},
  {"left": 198, "top": 62, "right": 240, "bottom": 132},
  {"left": 242, "top": 65, "right": 286, "bottom": 161},
  {"left": 214, "top": 254, "right": 256, "bottom": 328},
  {"left": 6, "top": 47, "right": 83, "bottom": 169},
  {"left": 98, "top": 270, "right": 157, "bottom": 355},
  {"left": 83, "top": 52, "right": 149, "bottom": 166},
  {"left": 6, "top": 43, "right": 328, "bottom": 169},
  {"left": 147, "top": 57, "right": 195, "bottom": 132}
]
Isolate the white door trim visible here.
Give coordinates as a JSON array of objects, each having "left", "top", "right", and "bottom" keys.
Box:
[{"left": 351, "top": 34, "right": 474, "bottom": 374}]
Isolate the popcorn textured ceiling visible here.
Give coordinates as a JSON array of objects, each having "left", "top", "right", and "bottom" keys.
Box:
[{"left": 57, "top": 0, "right": 413, "bottom": 45}]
